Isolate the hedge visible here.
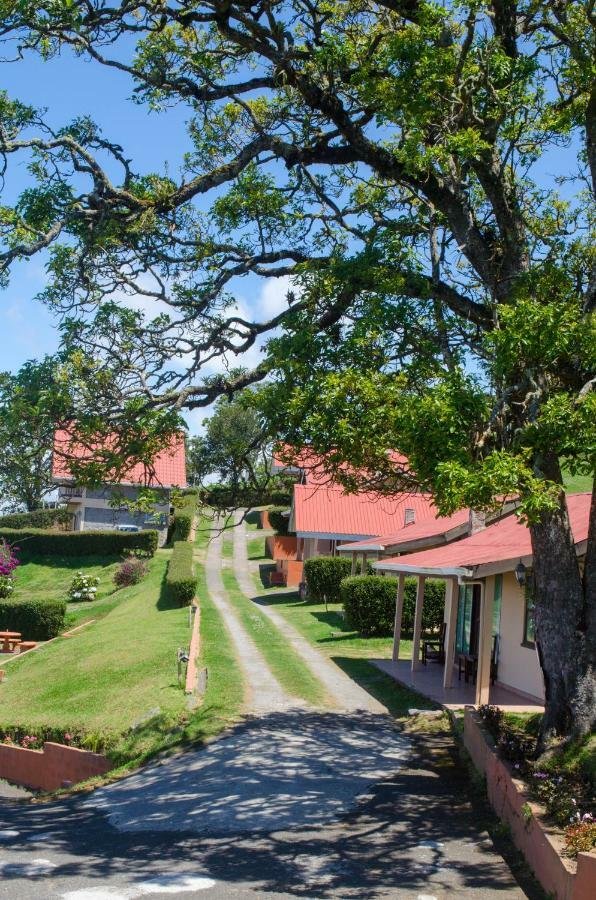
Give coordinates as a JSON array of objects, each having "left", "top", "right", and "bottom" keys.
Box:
[
  {"left": 166, "top": 540, "right": 196, "bottom": 606},
  {"left": 304, "top": 556, "right": 353, "bottom": 603},
  {"left": 341, "top": 574, "right": 446, "bottom": 636},
  {"left": 200, "top": 483, "right": 292, "bottom": 510},
  {"left": 170, "top": 490, "right": 198, "bottom": 543},
  {"left": 0, "top": 508, "right": 73, "bottom": 530},
  {"left": 0, "top": 528, "right": 158, "bottom": 558},
  {"left": 268, "top": 506, "right": 290, "bottom": 535},
  {"left": 0, "top": 597, "right": 66, "bottom": 640}
]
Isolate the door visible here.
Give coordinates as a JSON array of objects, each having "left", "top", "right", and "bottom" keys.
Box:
[{"left": 456, "top": 583, "right": 482, "bottom": 655}]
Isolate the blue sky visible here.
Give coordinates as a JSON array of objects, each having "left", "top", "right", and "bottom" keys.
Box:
[{"left": 0, "top": 48, "right": 295, "bottom": 433}]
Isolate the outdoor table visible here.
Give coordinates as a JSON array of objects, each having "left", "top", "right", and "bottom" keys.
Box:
[{"left": 0, "top": 631, "right": 22, "bottom": 653}]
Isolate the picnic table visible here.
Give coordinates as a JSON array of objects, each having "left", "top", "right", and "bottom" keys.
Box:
[{"left": 0, "top": 631, "right": 21, "bottom": 653}]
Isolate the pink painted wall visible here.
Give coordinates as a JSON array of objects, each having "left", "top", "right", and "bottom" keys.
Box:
[
  {"left": 463, "top": 707, "right": 596, "bottom": 900},
  {"left": 0, "top": 741, "right": 111, "bottom": 792}
]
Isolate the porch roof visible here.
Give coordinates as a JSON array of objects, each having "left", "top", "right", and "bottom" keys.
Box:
[
  {"left": 337, "top": 507, "right": 470, "bottom": 554},
  {"left": 374, "top": 493, "right": 591, "bottom": 579}
]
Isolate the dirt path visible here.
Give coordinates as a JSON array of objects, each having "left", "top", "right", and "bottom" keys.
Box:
[
  {"left": 233, "top": 512, "right": 387, "bottom": 713},
  {"left": 204, "top": 521, "right": 296, "bottom": 715}
]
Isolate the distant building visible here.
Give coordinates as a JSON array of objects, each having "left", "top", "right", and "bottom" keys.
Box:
[{"left": 51, "top": 429, "right": 187, "bottom": 547}]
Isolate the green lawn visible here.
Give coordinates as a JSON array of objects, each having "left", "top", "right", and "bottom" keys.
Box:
[
  {"left": 1, "top": 534, "right": 247, "bottom": 772},
  {"left": 563, "top": 471, "right": 593, "bottom": 494},
  {"left": 12, "top": 554, "right": 123, "bottom": 629},
  {"left": 253, "top": 588, "right": 432, "bottom": 717},
  {"left": 247, "top": 535, "right": 267, "bottom": 560},
  {"left": 220, "top": 568, "right": 329, "bottom": 707},
  {"left": 0, "top": 551, "right": 194, "bottom": 760}
]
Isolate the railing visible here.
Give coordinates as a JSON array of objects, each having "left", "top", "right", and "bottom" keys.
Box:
[{"left": 59, "top": 486, "right": 84, "bottom": 499}]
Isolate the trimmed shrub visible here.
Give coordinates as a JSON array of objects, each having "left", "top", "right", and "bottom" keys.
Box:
[
  {"left": 170, "top": 490, "right": 198, "bottom": 543},
  {"left": 268, "top": 506, "right": 290, "bottom": 535},
  {"left": 0, "top": 528, "right": 158, "bottom": 558},
  {"left": 114, "top": 556, "right": 148, "bottom": 587},
  {"left": 341, "top": 575, "right": 399, "bottom": 636},
  {"left": 0, "top": 598, "right": 66, "bottom": 640},
  {"left": 341, "top": 574, "right": 446, "bottom": 636},
  {"left": 304, "top": 556, "right": 353, "bottom": 603},
  {"left": 0, "top": 508, "right": 73, "bottom": 530},
  {"left": 166, "top": 541, "right": 196, "bottom": 606}
]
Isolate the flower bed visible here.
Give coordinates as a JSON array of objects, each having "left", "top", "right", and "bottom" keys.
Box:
[
  {"left": 477, "top": 705, "right": 594, "bottom": 858},
  {"left": 464, "top": 706, "right": 596, "bottom": 900}
]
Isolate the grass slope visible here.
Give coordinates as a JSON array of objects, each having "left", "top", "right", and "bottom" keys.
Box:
[
  {"left": 13, "top": 554, "right": 123, "bottom": 629},
  {"left": 220, "top": 568, "right": 329, "bottom": 707},
  {"left": 1, "top": 553, "right": 188, "bottom": 738}
]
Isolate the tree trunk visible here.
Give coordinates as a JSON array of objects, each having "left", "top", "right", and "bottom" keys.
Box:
[{"left": 530, "top": 477, "right": 596, "bottom": 748}]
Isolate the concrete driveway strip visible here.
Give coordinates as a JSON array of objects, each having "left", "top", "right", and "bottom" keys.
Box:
[
  {"left": 204, "top": 521, "right": 295, "bottom": 715},
  {"left": 233, "top": 511, "right": 386, "bottom": 713}
]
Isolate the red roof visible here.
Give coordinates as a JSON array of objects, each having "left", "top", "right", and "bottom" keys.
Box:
[
  {"left": 52, "top": 429, "right": 187, "bottom": 489},
  {"left": 291, "top": 484, "right": 436, "bottom": 540},
  {"left": 375, "top": 493, "right": 591, "bottom": 576},
  {"left": 338, "top": 508, "right": 471, "bottom": 553}
]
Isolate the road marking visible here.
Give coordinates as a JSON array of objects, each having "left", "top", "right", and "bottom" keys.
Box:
[
  {"left": 63, "top": 874, "right": 216, "bottom": 899},
  {"left": 0, "top": 857, "right": 57, "bottom": 876},
  {"left": 0, "top": 829, "right": 19, "bottom": 841}
]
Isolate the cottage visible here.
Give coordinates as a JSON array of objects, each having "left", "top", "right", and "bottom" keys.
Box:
[
  {"left": 290, "top": 483, "right": 436, "bottom": 560},
  {"left": 52, "top": 429, "right": 187, "bottom": 547},
  {"left": 373, "top": 493, "right": 591, "bottom": 709}
]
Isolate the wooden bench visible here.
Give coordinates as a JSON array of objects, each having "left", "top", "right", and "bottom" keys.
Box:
[{"left": 19, "top": 641, "right": 38, "bottom": 653}]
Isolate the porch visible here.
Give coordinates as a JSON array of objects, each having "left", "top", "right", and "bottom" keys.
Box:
[
  {"left": 371, "top": 658, "right": 544, "bottom": 713},
  {"left": 380, "top": 571, "right": 544, "bottom": 712}
]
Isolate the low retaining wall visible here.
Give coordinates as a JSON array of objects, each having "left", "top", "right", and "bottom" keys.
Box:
[
  {"left": 0, "top": 741, "right": 111, "bottom": 792},
  {"left": 463, "top": 706, "right": 596, "bottom": 900},
  {"left": 185, "top": 602, "right": 201, "bottom": 694}
]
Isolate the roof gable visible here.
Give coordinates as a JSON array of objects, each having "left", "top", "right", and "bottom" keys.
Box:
[{"left": 52, "top": 429, "right": 187, "bottom": 489}]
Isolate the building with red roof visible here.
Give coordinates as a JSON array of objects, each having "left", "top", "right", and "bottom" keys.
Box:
[
  {"left": 371, "top": 493, "right": 591, "bottom": 710},
  {"left": 289, "top": 483, "right": 436, "bottom": 562},
  {"left": 52, "top": 429, "right": 187, "bottom": 546}
]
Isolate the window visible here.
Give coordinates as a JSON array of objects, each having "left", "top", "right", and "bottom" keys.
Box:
[
  {"left": 523, "top": 572, "right": 536, "bottom": 648},
  {"left": 404, "top": 508, "right": 415, "bottom": 525}
]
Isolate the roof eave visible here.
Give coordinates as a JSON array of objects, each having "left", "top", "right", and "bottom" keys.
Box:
[{"left": 373, "top": 560, "right": 473, "bottom": 579}]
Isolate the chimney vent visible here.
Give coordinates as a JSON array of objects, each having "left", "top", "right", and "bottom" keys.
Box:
[{"left": 469, "top": 509, "right": 486, "bottom": 534}]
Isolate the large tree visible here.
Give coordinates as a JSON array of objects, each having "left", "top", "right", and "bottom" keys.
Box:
[
  {"left": 0, "top": 2, "right": 594, "bottom": 743},
  {"left": 0, "top": 357, "right": 64, "bottom": 510}
]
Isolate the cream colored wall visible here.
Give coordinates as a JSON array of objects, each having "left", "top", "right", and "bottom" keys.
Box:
[{"left": 497, "top": 571, "right": 544, "bottom": 701}]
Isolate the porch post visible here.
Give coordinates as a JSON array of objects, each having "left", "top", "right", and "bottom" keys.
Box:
[
  {"left": 361, "top": 552, "right": 367, "bottom": 574},
  {"left": 392, "top": 574, "right": 405, "bottom": 662},
  {"left": 411, "top": 575, "right": 426, "bottom": 671},
  {"left": 442, "top": 578, "right": 459, "bottom": 689},
  {"left": 475, "top": 577, "right": 494, "bottom": 706},
  {"left": 350, "top": 552, "right": 357, "bottom": 576}
]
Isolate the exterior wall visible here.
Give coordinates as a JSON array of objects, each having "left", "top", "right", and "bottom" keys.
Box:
[
  {"left": 280, "top": 559, "right": 304, "bottom": 587},
  {"left": 497, "top": 572, "right": 544, "bottom": 701},
  {"left": 61, "top": 484, "right": 170, "bottom": 546},
  {"left": 0, "top": 741, "right": 111, "bottom": 792}
]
